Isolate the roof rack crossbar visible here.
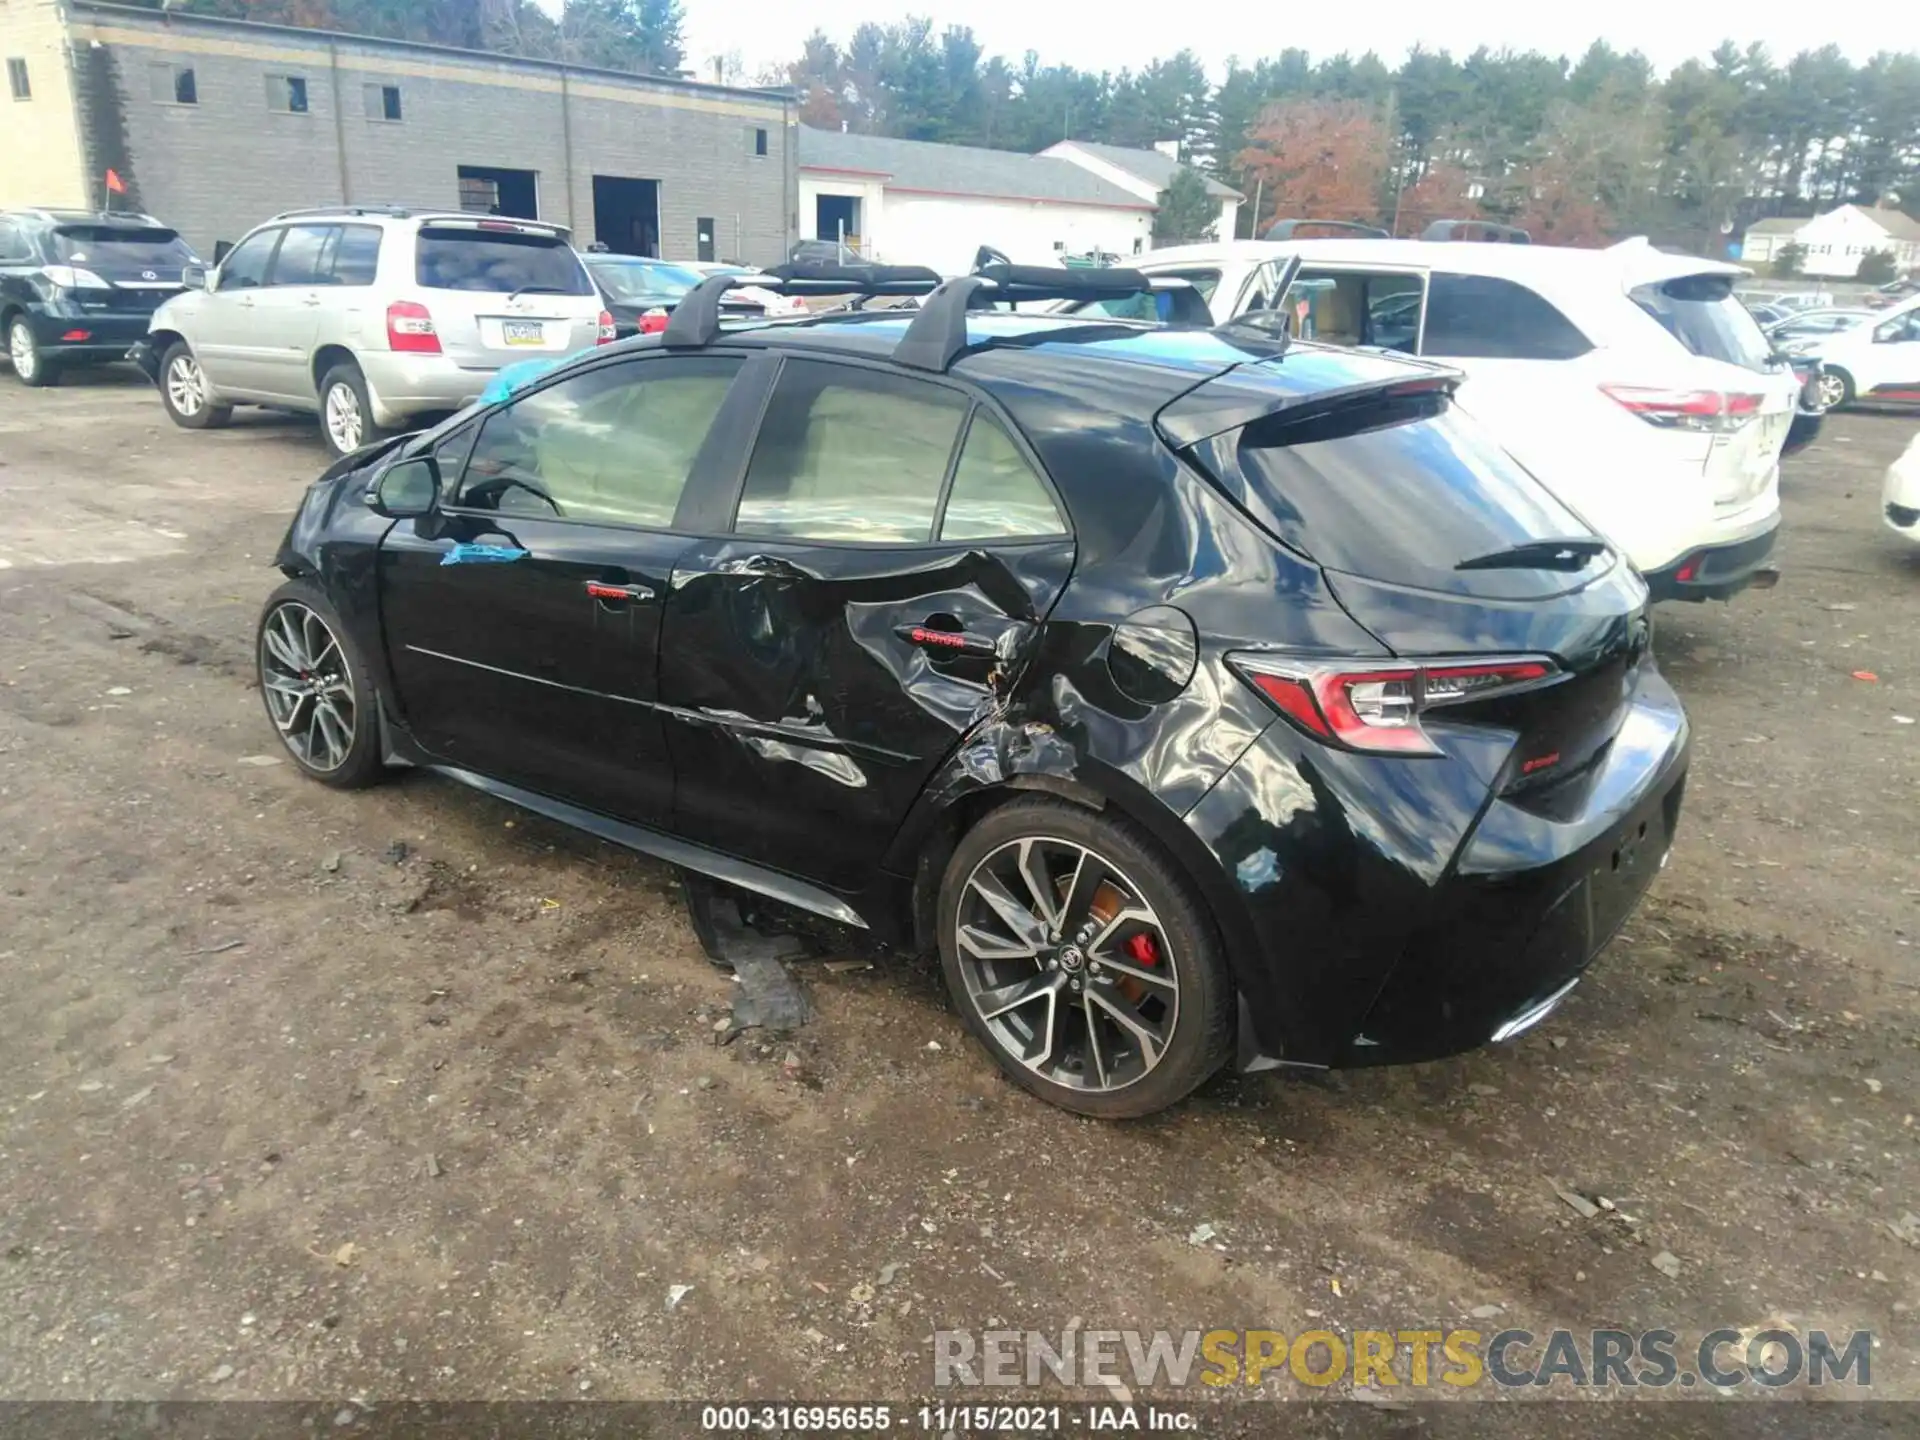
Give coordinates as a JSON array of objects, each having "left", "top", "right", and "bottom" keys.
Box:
[{"left": 893, "top": 276, "right": 994, "bottom": 372}]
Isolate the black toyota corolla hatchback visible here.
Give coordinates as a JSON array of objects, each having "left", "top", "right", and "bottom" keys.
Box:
[{"left": 259, "top": 260, "right": 1688, "bottom": 1118}]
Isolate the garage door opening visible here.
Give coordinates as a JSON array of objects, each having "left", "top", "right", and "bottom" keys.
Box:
[
  {"left": 456, "top": 165, "right": 539, "bottom": 220},
  {"left": 814, "top": 194, "right": 861, "bottom": 251},
  {"left": 592, "top": 175, "right": 660, "bottom": 257}
]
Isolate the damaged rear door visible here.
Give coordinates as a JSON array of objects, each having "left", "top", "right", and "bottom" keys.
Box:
[{"left": 659, "top": 356, "right": 1075, "bottom": 891}]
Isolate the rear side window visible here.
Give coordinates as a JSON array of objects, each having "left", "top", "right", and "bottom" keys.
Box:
[
  {"left": 1227, "top": 396, "right": 1601, "bottom": 598},
  {"left": 735, "top": 359, "right": 967, "bottom": 543},
  {"left": 940, "top": 412, "right": 1065, "bottom": 541},
  {"left": 328, "top": 225, "right": 382, "bottom": 285},
  {"left": 1631, "top": 273, "right": 1771, "bottom": 373},
  {"left": 1423, "top": 273, "right": 1592, "bottom": 360},
  {"left": 414, "top": 227, "right": 592, "bottom": 295},
  {"left": 52, "top": 226, "right": 196, "bottom": 271}
]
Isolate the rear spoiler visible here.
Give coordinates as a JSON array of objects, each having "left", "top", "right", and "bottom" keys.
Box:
[{"left": 1156, "top": 359, "right": 1461, "bottom": 449}]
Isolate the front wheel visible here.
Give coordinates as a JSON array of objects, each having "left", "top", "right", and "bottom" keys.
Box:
[
  {"left": 256, "top": 579, "right": 387, "bottom": 789},
  {"left": 8, "top": 317, "right": 57, "bottom": 387},
  {"left": 159, "top": 341, "right": 232, "bottom": 428},
  {"left": 936, "top": 797, "right": 1235, "bottom": 1119},
  {"left": 318, "top": 362, "right": 391, "bottom": 460}
]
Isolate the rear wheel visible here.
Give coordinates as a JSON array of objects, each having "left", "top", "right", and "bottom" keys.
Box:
[
  {"left": 318, "top": 361, "right": 391, "bottom": 460},
  {"left": 159, "top": 341, "right": 232, "bottom": 428},
  {"left": 8, "top": 317, "right": 57, "bottom": 387},
  {"left": 256, "top": 579, "right": 386, "bottom": 789},
  {"left": 936, "top": 797, "right": 1234, "bottom": 1119},
  {"left": 1816, "top": 367, "right": 1855, "bottom": 411}
]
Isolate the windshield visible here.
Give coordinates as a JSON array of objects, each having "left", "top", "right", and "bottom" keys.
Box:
[
  {"left": 52, "top": 226, "right": 196, "bottom": 273},
  {"left": 1632, "top": 273, "right": 1774, "bottom": 372},
  {"left": 415, "top": 228, "right": 593, "bottom": 294},
  {"left": 587, "top": 258, "right": 703, "bottom": 304}
]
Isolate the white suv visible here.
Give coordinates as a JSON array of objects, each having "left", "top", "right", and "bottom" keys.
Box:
[
  {"left": 1777, "top": 295, "right": 1920, "bottom": 410},
  {"left": 136, "top": 206, "right": 612, "bottom": 457},
  {"left": 1119, "top": 237, "right": 1805, "bottom": 600}
]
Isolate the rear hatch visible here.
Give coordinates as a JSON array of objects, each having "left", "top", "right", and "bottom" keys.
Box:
[
  {"left": 412, "top": 219, "right": 600, "bottom": 368},
  {"left": 49, "top": 224, "right": 195, "bottom": 315},
  {"left": 1163, "top": 352, "right": 1651, "bottom": 792},
  {"left": 1624, "top": 264, "right": 1800, "bottom": 510}
]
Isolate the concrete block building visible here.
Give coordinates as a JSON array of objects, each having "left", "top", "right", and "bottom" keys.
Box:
[{"left": 0, "top": 0, "right": 798, "bottom": 264}]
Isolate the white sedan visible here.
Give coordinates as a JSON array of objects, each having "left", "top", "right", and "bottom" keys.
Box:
[
  {"left": 683, "top": 262, "right": 809, "bottom": 315},
  {"left": 1886, "top": 430, "right": 1920, "bottom": 545}
]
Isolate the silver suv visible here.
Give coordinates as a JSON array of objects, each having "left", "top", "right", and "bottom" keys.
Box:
[{"left": 135, "top": 206, "right": 611, "bottom": 456}]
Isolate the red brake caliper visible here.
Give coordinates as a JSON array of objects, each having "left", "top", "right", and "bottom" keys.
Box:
[{"left": 1125, "top": 931, "right": 1160, "bottom": 966}]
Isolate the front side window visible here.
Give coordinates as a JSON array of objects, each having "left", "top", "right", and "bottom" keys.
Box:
[
  {"left": 940, "top": 411, "right": 1065, "bottom": 541},
  {"left": 1424, "top": 272, "right": 1593, "bottom": 360},
  {"left": 216, "top": 229, "right": 278, "bottom": 290},
  {"left": 455, "top": 356, "right": 742, "bottom": 527},
  {"left": 267, "top": 224, "right": 332, "bottom": 286},
  {"left": 735, "top": 360, "right": 968, "bottom": 543},
  {"left": 1875, "top": 312, "right": 1920, "bottom": 344}
]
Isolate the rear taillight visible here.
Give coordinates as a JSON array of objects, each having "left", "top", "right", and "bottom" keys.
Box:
[
  {"left": 596, "top": 310, "right": 617, "bottom": 344},
  {"left": 1602, "top": 384, "right": 1762, "bottom": 434},
  {"left": 386, "top": 300, "right": 440, "bottom": 354},
  {"left": 638, "top": 307, "right": 670, "bottom": 335},
  {"left": 1232, "top": 655, "right": 1559, "bottom": 755}
]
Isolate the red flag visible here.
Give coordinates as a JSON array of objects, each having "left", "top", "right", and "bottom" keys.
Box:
[{"left": 104, "top": 168, "right": 127, "bottom": 195}]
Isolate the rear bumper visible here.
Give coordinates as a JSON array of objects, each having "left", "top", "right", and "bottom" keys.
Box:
[
  {"left": 357, "top": 351, "right": 496, "bottom": 426},
  {"left": 1189, "top": 664, "right": 1690, "bottom": 1072},
  {"left": 1642, "top": 514, "right": 1781, "bottom": 602},
  {"left": 25, "top": 309, "right": 151, "bottom": 362},
  {"left": 1886, "top": 443, "right": 1920, "bottom": 543}
]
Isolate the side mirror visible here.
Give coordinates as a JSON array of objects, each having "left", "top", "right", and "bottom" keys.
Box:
[
  {"left": 181, "top": 262, "right": 209, "bottom": 290},
  {"left": 365, "top": 456, "right": 440, "bottom": 517}
]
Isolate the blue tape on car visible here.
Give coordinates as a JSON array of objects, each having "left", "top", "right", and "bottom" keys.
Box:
[{"left": 441, "top": 543, "right": 528, "bottom": 566}]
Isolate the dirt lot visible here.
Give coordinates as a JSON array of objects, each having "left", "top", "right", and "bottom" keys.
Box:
[{"left": 1, "top": 370, "right": 1917, "bottom": 1422}]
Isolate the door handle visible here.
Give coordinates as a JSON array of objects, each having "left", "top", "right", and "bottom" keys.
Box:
[
  {"left": 301, "top": 295, "right": 323, "bottom": 307},
  {"left": 585, "top": 580, "right": 653, "bottom": 603},
  {"left": 896, "top": 621, "right": 998, "bottom": 659}
]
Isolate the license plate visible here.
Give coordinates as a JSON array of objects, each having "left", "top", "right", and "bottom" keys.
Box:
[{"left": 502, "top": 321, "right": 545, "bottom": 346}]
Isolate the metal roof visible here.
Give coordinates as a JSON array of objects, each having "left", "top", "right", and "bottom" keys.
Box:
[
  {"left": 798, "top": 128, "right": 1152, "bottom": 211},
  {"left": 1048, "top": 141, "right": 1243, "bottom": 202}
]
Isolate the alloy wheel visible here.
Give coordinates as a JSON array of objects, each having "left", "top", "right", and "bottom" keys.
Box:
[
  {"left": 259, "top": 602, "right": 357, "bottom": 772},
  {"left": 953, "top": 836, "right": 1179, "bottom": 1093},
  {"left": 324, "top": 381, "right": 363, "bottom": 453},
  {"left": 166, "top": 353, "right": 206, "bottom": 416},
  {"left": 1815, "top": 372, "right": 1848, "bottom": 410},
  {"left": 9, "top": 321, "right": 38, "bottom": 381}
]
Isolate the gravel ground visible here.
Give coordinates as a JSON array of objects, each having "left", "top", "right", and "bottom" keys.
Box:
[{"left": 0, "top": 370, "right": 1916, "bottom": 1425}]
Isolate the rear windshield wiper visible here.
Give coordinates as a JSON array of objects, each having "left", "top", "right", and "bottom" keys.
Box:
[
  {"left": 1456, "top": 537, "right": 1608, "bottom": 572},
  {"left": 507, "top": 285, "right": 569, "bottom": 300}
]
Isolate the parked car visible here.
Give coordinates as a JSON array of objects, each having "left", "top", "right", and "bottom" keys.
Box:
[
  {"left": 787, "top": 237, "right": 870, "bottom": 270},
  {"left": 255, "top": 261, "right": 1687, "bottom": 1118},
  {"left": 0, "top": 208, "right": 198, "bottom": 387},
  {"left": 583, "top": 253, "right": 765, "bottom": 339},
  {"left": 1885, "top": 430, "right": 1920, "bottom": 546},
  {"left": 1764, "top": 308, "right": 1876, "bottom": 342},
  {"left": 132, "top": 206, "right": 613, "bottom": 458},
  {"left": 682, "top": 262, "right": 810, "bottom": 316},
  {"left": 1774, "top": 296, "right": 1920, "bottom": 409},
  {"left": 1111, "top": 238, "right": 1803, "bottom": 601},
  {"left": 1867, "top": 277, "right": 1920, "bottom": 308},
  {"left": 1744, "top": 301, "right": 1793, "bottom": 329}
]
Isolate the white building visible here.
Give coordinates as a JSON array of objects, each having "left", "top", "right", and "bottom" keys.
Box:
[
  {"left": 1741, "top": 205, "right": 1920, "bottom": 279},
  {"left": 1042, "top": 140, "right": 1243, "bottom": 244},
  {"left": 797, "top": 127, "right": 1156, "bottom": 273}
]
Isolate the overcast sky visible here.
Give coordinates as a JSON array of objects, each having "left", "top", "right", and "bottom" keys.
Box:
[{"left": 654, "top": 0, "right": 1884, "bottom": 83}]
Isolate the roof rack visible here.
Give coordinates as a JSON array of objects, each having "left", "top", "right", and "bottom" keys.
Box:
[
  {"left": 661, "top": 253, "right": 1164, "bottom": 371},
  {"left": 1420, "top": 219, "right": 1531, "bottom": 243},
  {"left": 1263, "top": 219, "right": 1390, "bottom": 240},
  {"left": 269, "top": 203, "right": 433, "bottom": 221}
]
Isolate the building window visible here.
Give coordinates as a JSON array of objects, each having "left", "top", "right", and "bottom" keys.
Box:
[
  {"left": 151, "top": 63, "right": 197, "bottom": 106},
  {"left": 750, "top": 126, "right": 768, "bottom": 157},
  {"left": 6, "top": 58, "right": 28, "bottom": 101},
  {"left": 458, "top": 174, "right": 500, "bottom": 213},
  {"left": 365, "top": 83, "right": 401, "bottom": 122},
  {"left": 266, "top": 74, "right": 309, "bottom": 114}
]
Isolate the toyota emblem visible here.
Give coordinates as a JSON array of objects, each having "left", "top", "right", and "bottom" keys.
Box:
[{"left": 141, "top": 270, "right": 157, "bottom": 280}]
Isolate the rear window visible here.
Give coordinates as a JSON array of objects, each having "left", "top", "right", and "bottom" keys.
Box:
[
  {"left": 52, "top": 226, "right": 196, "bottom": 271},
  {"left": 1228, "top": 395, "right": 1604, "bottom": 598},
  {"left": 1631, "top": 273, "right": 1772, "bottom": 372},
  {"left": 588, "top": 259, "right": 701, "bottom": 304},
  {"left": 1423, "top": 273, "right": 1592, "bottom": 360},
  {"left": 414, "top": 227, "right": 592, "bottom": 295}
]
